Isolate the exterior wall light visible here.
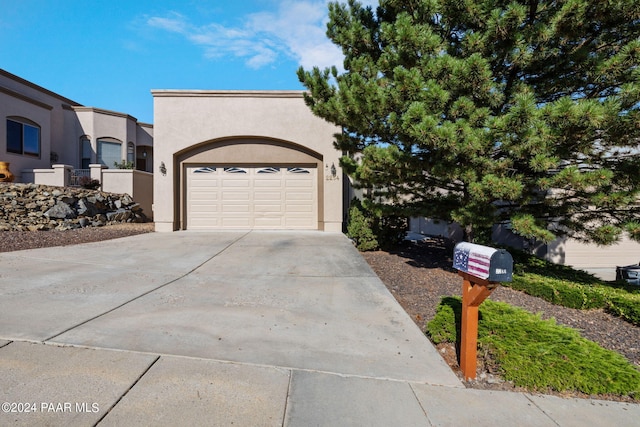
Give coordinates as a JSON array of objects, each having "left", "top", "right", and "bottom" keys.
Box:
[
  {"left": 326, "top": 162, "right": 339, "bottom": 181},
  {"left": 159, "top": 161, "right": 167, "bottom": 176}
]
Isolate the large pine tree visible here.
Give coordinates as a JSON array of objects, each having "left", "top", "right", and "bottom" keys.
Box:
[{"left": 298, "top": 0, "right": 640, "bottom": 243}]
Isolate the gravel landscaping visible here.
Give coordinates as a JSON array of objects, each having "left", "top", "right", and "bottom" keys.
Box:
[{"left": 363, "top": 237, "right": 640, "bottom": 401}]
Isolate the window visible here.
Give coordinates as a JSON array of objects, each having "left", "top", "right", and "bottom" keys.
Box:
[
  {"left": 224, "top": 167, "right": 247, "bottom": 174},
  {"left": 127, "top": 142, "right": 135, "bottom": 164},
  {"left": 257, "top": 167, "right": 280, "bottom": 174},
  {"left": 97, "top": 138, "right": 122, "bottom": 167},
  {"left": 80, "top": 137, "right": 91, "bottom": 169},
  {"left": 6, "top": 118, "right": 40, "bottom": 157}
]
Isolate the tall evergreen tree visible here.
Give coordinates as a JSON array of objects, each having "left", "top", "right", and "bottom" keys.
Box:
[{"left": 298, "top": 0, "right": 640, "bottom": 243}]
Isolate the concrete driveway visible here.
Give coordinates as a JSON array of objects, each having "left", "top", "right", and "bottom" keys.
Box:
[{"left": 1, "top": 231, "right": 638, "bottom": 426}]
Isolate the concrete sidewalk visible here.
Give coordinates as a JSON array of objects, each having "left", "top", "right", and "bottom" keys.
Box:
[{"left": 0, "top": 231, "right": 638, "bottom": 426}]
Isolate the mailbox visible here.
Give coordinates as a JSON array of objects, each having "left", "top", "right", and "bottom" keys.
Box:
[{"left": 453, "top": 242, "right": 513, "bottom": 282}]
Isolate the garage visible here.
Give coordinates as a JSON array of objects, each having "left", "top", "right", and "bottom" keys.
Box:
[
  {"left": 153, "top": 90, "right": 343, "bottom": 232},
  {"left": 186, "top": 165, "right": 317, "bottom": 230}
]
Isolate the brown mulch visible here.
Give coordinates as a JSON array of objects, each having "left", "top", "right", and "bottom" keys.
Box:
[
  {"left": 362, "top": 237, "right": 640, "bottom": 402},
  {"left": 0, "top": 223, "right": 155, "bottom": 252}
]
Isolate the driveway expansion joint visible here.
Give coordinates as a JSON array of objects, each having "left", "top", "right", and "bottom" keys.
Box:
[{"left": 41, "top": 231, "right": 252, "bottom": 342}]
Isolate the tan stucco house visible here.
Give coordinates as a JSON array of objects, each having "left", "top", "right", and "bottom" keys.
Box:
[
  {"left": 0, "top": 68, "right": 153, "bottom": 182},
  {"left": 151, "top": 90, "right": 343, "bottom": 233}
]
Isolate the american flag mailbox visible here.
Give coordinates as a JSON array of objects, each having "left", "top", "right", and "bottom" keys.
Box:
[
  {"left": 454, "top": 242, "right": 514, "bottom": 381},
  {"left": 453, "top": 242, "right": 513, "bottom": 282}
]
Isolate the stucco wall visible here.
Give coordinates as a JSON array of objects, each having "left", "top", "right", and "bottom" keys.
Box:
[
  {"left": 0, "top": 71, "right": 63, "bottom": 181},
  {"left": 2, "top": 70, "right": 154, "bottom": 181},
  {"left": 152, "top": 90, "right": 342, "bottom": 232},
  {"left": 547, "top": 236, "right": 640, "bottom": 280},
  {"left": 102, "top": 169, "right": 154, "bottom": 219}
]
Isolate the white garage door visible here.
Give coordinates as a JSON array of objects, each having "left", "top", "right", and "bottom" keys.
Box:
[{"left": 186, "top": 166, "right": 317, "bottom": 230}]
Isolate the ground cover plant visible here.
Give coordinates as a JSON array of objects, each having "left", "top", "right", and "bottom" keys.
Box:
[
  {"left": 427, "top": 297, "right": 640, "bottom": 399},
  {"left": 508, "top": 250, "right": 640, "bottom": 326}
]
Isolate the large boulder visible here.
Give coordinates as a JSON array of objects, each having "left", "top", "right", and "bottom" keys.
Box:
[{"left": 44, "top": 201, "right": 76, "bottom": 219}]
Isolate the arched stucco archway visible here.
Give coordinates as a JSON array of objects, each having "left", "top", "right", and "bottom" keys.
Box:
[{"left": 174, "top": 136, "right": 325, "bottom": 230}]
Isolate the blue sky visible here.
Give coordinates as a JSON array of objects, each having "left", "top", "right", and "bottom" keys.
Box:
[{"left": 1, "top": 0, "right": 376, "bottom": 124}]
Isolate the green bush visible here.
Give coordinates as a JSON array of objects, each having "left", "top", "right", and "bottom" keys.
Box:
[
  {"left": 606, "top": 292, "right": 640, "bottom": 326},
  {"left": 507, "top": 250, "right": 640, "bottom": 325},
  {"left": 427, "top": 297, "right": 640, "bottom": 398},
  {"left": 346, "top": 200, "right": 378, "bottom": 251},
  {"left": 509, "top": 274, "right": 608, "bottom": 310},
  {"left": 346, "top": 199, "right": 408, "bottom": 251},
  {"left": 113, "top": 160, "right": 135, "bottom": 170}
]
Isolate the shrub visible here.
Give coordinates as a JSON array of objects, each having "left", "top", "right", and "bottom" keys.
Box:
[
  {"left": 347, "top": 200, "right": 378, "bottom": 251},
  {"left": 114, "top": 160, "right": 135, "bottom": 170},
  {"left": 507, "top": 249, "right": 640, "bottom": 325},
  {"left": 346, "top": 198, "right": 408, "bottom": 251},
  {"left": 427, "top": 297, "right": 640, "bottom": 398},
  {"left": 79, "top": 177, "right": 100, "bottom": 190},
  {"left": 606, "top": 292, "right": 640, "bottom": 326}
]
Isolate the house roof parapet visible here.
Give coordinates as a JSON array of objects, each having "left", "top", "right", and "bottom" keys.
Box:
[
  {"left": 0, "top": 68, "right": 81, "bottom": 107},
  {"left": 150, "top": 90, "right": 305, "bottom": 98},
  {"left": 72, "top": 106, "right": 140, "bottom": 123},
  {"left": 0, "top": 85, "right": 54, "bottom": 111}
]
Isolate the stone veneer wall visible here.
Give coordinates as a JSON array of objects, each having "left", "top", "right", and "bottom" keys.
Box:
[{"left": 0, "top": 183, "right": 148, "bottom": 231}]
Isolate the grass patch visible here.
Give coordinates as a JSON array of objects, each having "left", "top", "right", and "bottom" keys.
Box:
[
  {"left": 427, "top": 297, "right": 640, "bottom": 398},
  {"left": 508, "top": 250, "right": 640, "bottom": 325}
]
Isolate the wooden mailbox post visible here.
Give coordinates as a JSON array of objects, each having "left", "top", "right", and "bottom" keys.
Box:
[{"left": 453, "top": 242, "right": 513, "bottom": 381}]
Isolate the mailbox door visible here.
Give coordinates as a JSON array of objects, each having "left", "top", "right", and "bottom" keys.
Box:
[{"left": 488, "top": 250, "right": 513, "bottom": 282}]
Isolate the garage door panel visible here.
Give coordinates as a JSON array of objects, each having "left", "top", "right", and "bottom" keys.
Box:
[
  {"left": 190, "top": 204, "right": 219, "bottom": 213},
  {"left": 254, "top": 192, "right": 283, "bottom": 201},
  {"left": 190, "top": 191, "right": 218, "bottom": 201},
  {"left": 255, "top": 202, "right": 283, "bottom": 211},
  {"left": 222, "top": 203, "right": 251, "bottom": 213},
  {"left": 286, "top": 180, "right": 313, "bottom": 188},
  {"left": 222, "top": 179, "right": 250, "bottom": 187},
  {"left": 286, "top": 191, "right": 313, "bottom": 201},
  {"left": 222, "top": 190, "right": 251, "bottom": 201},
  {"left": 286, "top": 204, "right": 314, "bottom": 213},
  {"left": 222, "top": 217, "right": 251, "bottom": 227},
  {"left": 191, "top": 180, "right": 218, "bottom": 188},
  {"left": 187, "top": 165, "right": 317, "bottom": 230}
]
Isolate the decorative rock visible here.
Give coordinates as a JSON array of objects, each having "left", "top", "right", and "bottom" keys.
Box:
[
  {"left": 0, "top": 182, "right": 148, "bottom": 231},
  {"left": 106, "top": 209, "right": 131, "bottom": 222},
  {"left": 76, "top": 198, "right": 99, "bottom": 217},
  {"left": 44, "top": 201, "right": 76, "bottom": 219}
]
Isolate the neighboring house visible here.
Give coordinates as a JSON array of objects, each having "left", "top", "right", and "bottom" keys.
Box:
[
  {"left": 0, "top": 68, "right": 153, "bottom": 183},
  {"left": 151, "top": 90, "right": 344, "bottom": 232}
]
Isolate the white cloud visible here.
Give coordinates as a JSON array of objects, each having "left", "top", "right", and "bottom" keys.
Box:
[
  {"left": 144, "top": 1, "right": 374, "bottom": 70},
  {"left": 147, "top": 12, "right": 189, "bottom": 34}
]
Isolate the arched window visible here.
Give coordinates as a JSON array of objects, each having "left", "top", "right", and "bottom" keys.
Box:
[
  {"left": 97, "top": 137, "right": 122, "bottom": 168},
  {"left": 6, "top": 117, "right": 40, "bottom": 157},
  {"left": 80, "top": 136, "right": 91, "bottom": 169},
  {"left": 127, "top": 142, "right": 135, "bottom": 164}
]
